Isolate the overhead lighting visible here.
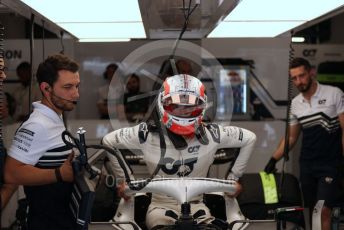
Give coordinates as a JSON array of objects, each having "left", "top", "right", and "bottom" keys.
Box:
[
  {"left": 19, "top": 0, "right": 145, "bottom": 40},
  {"left": 19, "top": 0, "right": 344, "bottom": 39},
  {"left": 225, "top": 0, "right": 344, "bottom": 21},
  {"left": 58, "top": 22, "right": 145, "bottom": 39},
  {"left": 78, "top": 38, "right": 131, "bottom": 43},
  {"left": 291, "top": 37, "right": 305, "bottom": 43},
  {"left": 209, "top": 21, "right": 305, "bottom": 38},
  {"left": 20, "top": 0, "right": 142, "bottom": 22},
  {"left": 209, "top": 0, "right": 344, "bottom": 38}
]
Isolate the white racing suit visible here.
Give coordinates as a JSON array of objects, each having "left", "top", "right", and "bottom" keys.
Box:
[{"left": 102, "top": 123, "right": 256, "bottom": 229}]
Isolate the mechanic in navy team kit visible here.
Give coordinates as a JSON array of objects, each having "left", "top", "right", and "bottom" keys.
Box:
[
  {"left": 265, "top": 57, "right": 344, "bottom": 230},
  {"left": 4, "top": 54, "right": 79, "bottom": 230},
  {"left": 103, "top": 74, "right": 257, "bottom": 229}
]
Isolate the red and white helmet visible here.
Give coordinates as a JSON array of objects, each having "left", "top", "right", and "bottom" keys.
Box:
[{"left": 157, "top": 74, "right": 207, "bottom": 135}]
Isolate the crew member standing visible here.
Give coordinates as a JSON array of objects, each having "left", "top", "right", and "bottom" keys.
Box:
[{"left": 4, "top": 54, "right": 79, "bottom": 230}]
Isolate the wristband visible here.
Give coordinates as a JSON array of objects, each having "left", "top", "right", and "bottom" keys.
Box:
[{"left": 55, "top": 168, "right": 63, "bottom": 182}]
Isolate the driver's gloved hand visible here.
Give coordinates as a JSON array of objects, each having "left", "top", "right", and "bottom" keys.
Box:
[{"left": 264, "top": 157, "right": 277, "bottom": 174}]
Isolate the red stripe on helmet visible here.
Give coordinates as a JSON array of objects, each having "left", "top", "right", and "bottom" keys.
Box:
[
  {"left": 162, "top": 111, "right": 169, "bottom": 123},
  {"left": 163, "top": 81, "right": 170, "bottom": 95},
  {"left": 200, "top": 84, "right": 205, "bottom": 97}
]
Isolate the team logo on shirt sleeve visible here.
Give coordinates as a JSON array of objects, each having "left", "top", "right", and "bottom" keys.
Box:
[
  {"left": 14, "top": 128, "right": 35, "bottom": 152},
  {"left": 18, "top": 128, "right": 35, "bottom": 136}
]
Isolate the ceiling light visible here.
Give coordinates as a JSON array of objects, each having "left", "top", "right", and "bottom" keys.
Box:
[
  {"left": 209, "top": 21, "right": 305, "bottom": 38},
  {"left": 225, "top": 0, "right": 344, "bottom": 21},
  {"left": 209, "top": 0, "right": 344, "bottom": 38},
  {"left": 19, "top": 0, "right": 145, "bottom": 40},
  {"left": 78, "top": 38, "right": 130, "bottom": 43},
  {"left": 20, "top": 0, "right": 142, "bottom": 22},
  {"left": 58, "top": 22, "right": 145, "bottom": 39},
  {"left": 291, "top": 37, "right": 305, "bottom": 43}
]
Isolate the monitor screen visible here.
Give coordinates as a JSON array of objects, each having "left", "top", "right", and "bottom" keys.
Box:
[{"left": 201, "top": 59, "right": 251, "bottom": 121}]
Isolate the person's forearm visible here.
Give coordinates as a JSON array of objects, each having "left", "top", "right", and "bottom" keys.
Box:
[
  {"left": 1, "top": 184, "right": 18, "bottom": 209},
  {"left": 272, "top": 139, "right": 286, "bottom": 161},
  {"left": 102, "top": 133, "right": 134, "bottom": 180},
  {"left": 273, "top": 136, "right": 298, "bottom": 161},
  {"left": 5, "top": 164, "right": 57, "bottom": 186}
]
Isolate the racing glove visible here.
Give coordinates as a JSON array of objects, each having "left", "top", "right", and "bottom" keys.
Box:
[{"left": 264, "top": 157, "right": 277, "bottom": 174}]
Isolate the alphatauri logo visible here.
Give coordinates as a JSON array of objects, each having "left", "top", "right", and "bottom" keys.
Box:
[{"left": 318, "top": 99, "right": 326, "bottom": 105}]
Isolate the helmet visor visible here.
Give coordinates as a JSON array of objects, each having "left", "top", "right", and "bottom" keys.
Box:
[{"left": 162, "top": 94, "right": 205, "bottom": 118}]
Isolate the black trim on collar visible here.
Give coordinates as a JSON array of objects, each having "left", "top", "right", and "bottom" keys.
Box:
[{"left": 166, "top": 129, "right": 188, "bottom": 150}]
